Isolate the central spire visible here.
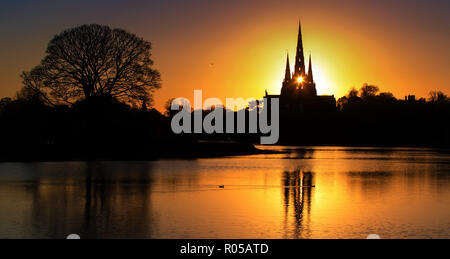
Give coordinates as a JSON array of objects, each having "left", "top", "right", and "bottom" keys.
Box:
[{"left": 294, "top": 20, "right": 306, "bottom": 78}]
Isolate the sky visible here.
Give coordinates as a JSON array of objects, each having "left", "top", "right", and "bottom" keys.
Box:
[{"left": 0, "top": 0, "right": 449, "bottom": 111}]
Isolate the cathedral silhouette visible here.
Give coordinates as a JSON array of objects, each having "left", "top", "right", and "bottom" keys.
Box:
[{"left": 264, "top": 22, "right": 336, "bottom": 113}]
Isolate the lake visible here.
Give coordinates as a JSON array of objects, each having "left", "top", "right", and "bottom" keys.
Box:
[{"left": 0, "top": 146, "right": 449, "bottom": 239}]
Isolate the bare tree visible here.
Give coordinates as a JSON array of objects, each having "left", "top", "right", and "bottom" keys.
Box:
[
  {"left": 20, "top": 66, "right": 57, "bottom": 105},
  {"left": 347, "top": 87, "right": 359, "bottom": 98},
  {"left": 21, "top": 24, "right": 161, "bottom": 106},
  {"left": 428, "top": 91, "right": 449, "bottom": 103},
  {"left": 0, "top": 97, "right": 12, "bottom": 112},
  {"left": 359, "top": 84, "right": 379, "bottom": 100},
  {"left": 378, "top": 92, "right": 395, "bottom": 102},
  {"left": 164, "top": 98, "right": 176, "bottom": 116}
]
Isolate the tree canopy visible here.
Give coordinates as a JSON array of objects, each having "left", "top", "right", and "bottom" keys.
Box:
[{"left": 21, "top": 24, "right": 161, "bottom": 106}]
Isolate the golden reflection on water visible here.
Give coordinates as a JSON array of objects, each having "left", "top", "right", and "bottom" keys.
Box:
[{"left": 0, "top": 147, "right": 449, "bottom": 238}]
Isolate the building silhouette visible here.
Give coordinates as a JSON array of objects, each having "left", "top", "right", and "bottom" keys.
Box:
[{"left": 264, "top": 21, "right": 336, "bottom": 113}]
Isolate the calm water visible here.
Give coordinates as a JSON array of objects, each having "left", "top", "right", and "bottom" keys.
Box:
[{"left": 0, "top": 146, "right": 449, "bottom": 239}]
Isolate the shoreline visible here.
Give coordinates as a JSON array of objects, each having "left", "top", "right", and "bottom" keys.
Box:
[
  {"left": 0, "top": 141, "right": 449, "bottom": 163},
  {"left": 0, "top": 141, "right": 267, "bottom": 163}
]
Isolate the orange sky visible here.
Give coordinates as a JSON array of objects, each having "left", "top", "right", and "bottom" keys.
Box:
[{"left": 0, "top": 0, "right": 449, "bottom": 111}]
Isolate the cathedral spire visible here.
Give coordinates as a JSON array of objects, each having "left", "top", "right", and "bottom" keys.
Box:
[
  {"left": 294, "top": 20, "right": 306, "bottom": 78},
  {"left": 307, "top": 53, "right": 314, "bottom": 83},
  {"left": 284, "top": 52, "right": 291, "bottom": 82}
]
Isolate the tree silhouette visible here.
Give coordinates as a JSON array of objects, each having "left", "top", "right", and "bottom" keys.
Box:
[
  {"left": 0, "top": 97, "right": 12, "bottom": 112},
  {"left": 348, "top": 87, "right": 359, "bottom": 98},
  {"left": 428, "top": 91, "right": 449, "bottom": 103},
  {"left": 378, "top": 92, "right": 396, "bottom": 103},
  {"left": 359, "top": 84, "right": 379, "bottom": 100},
  {"left": 337, "top": 87, "right": 361, "bottom": 110},
  {"left": 164, "top": 98, "right": 176, "bottom": 117},
  {"left": 21, "top": 24, "right": 161, "bottom": 106}
]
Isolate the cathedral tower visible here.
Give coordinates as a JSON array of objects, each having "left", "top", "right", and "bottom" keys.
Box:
[
  {"left": 279, "top": 22, "right": 318, "bottom": 102},
  {"left": 293, "top": 21, "right": 306, "bottom": 79},
  {"left": 266, "top": 21, "right": 336, "bottom": 115}
]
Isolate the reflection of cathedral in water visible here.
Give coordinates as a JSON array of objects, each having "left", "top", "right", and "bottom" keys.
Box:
[{"left": 282, "top": 169, "right": 314, "bottom": 238}]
